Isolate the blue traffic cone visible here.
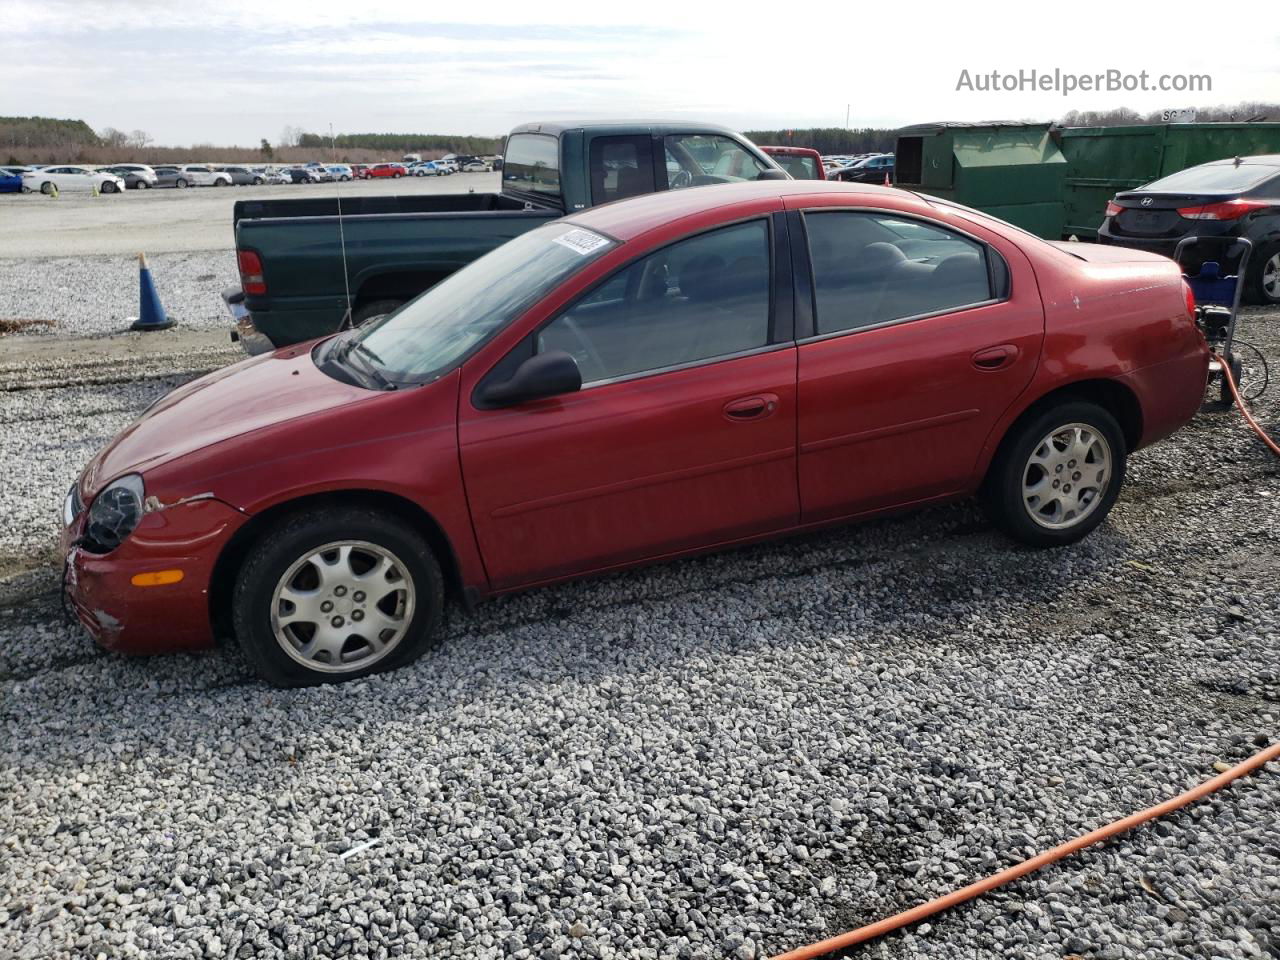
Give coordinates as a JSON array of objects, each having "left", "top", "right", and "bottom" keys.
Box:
[{"left": 130, "top": 252, "right": 175, "bottom": 331}]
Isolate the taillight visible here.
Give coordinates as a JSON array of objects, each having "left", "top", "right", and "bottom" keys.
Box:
[
  {"left": 1176, "top": 198, "right": 1270, "bottom": 221},
  {"left": 1182, "top": 279, "right": 1196, "bottom": 320},
  {"left": 1104, "top": 200, "right": 1124, "bottom": 218},
  {"left": 237, "top": 250, "right": 266, "bottom": 295}
]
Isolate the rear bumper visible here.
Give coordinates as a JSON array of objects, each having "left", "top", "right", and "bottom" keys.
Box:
[
  {"left": 1120, "top": 348, "right": 1211, "bottom": 450},
  {"left": 61, "top": 498, "right": 247, "bottom": 654},
  {"left": 223, "top": 288, "right": 276, "bottom": 355}
]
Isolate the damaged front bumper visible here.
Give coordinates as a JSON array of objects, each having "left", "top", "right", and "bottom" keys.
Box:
[
  {"left": 61, "top": 496, "right": 248, "bottom": 654},
  {"left": 223, "top": 288, "right": 276, "bottom": 357}
]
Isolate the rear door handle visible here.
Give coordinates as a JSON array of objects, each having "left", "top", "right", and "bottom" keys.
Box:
[
  {"left": 971, "top": 344, "right": 1019, "bottom": 370},
  {"left": 723, "top": 394, "right": 778, "bottom": 421}
]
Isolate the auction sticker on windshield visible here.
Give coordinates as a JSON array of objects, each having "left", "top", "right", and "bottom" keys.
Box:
[{"left": 553, "top": 228, "right": 611, "bottom": 256}]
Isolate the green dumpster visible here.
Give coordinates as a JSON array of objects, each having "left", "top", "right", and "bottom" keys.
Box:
[
  {"left": 894, "top": 122, "right": 1067, "bottom": 238},
  {"left": 1060, "top": 122, "right": 1280, "bottom": 238}
]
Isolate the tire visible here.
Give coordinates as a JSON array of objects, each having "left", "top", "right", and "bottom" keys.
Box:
[
  {"left": 983, "top": 401, "right": 1126, "bottom": 548},
  {"left": 1245, "top": 241, "right": 1280, "bottom": 305},
  {"left": 135, "top": 180, "right": 149, "bottom": 190},
  {"left": 101, "top": 181, "right": 117, "bottom": 194},
  {"left": 39, "top": 181, "right": 53, "bottom": 195},
  {"left": 392, "top": 172, "right": 402, "bottom": 179},
  {"left": 350, "top": 298, "right": 404, "bottom": 327},
  {"left": 232, "top": 507, "right": 444, "bottom": 687},
  {"left": 254, "top": 177, "right": 264, "bottom": 185},
  {"left": 176, "top": 178, "right": 188, "bottom": 189}
]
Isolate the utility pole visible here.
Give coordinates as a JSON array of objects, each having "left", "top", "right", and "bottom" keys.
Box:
[{"left": 845, "top": 104, "right": 850, "bottom": 128}]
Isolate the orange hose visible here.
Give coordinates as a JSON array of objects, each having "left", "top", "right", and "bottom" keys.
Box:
[
  {"left": 771, "top": 739, "right": 1280, "bottom": 960},
  {"left": 1218, "top": 355, "right": 1280, "bottom": 457}
]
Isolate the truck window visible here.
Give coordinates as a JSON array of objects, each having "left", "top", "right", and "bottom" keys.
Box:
[
  {"left": 503, "top": 134, "right": 561, "bottom": 198},
  {"left": 663, "top": 134, "right": 769, "bottom": 189},
  {"left": 590, "top": 136, "right": 656, "bottom": 205},
  {"left": 774, "top": 154, "right": 819, "bottom": 180}
]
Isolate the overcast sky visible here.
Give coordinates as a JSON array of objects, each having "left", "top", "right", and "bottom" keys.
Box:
[{"left": 3, "top": 0, "right": 1277, "bottom": 145}]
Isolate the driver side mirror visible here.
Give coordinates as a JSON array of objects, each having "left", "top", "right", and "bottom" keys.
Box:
[
  {"left": 757, "top": 169, "right": 790, "bottom": 181},
  {"left": 479, "top": 350, "right": 582, "bottom": 407}
]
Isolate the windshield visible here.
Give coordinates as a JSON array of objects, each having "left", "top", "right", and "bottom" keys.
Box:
[{"left": 346, "top": 223, "right": 617, "bottom": 385}]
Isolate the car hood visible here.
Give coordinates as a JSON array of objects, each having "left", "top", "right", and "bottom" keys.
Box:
[{"left": 81, "top": 340, "right": 372, "bottom": 499}]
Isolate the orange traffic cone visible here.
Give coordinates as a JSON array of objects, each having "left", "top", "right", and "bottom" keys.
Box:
[{"left": 884, "top": 173, "right": 891, "bottom": 187}]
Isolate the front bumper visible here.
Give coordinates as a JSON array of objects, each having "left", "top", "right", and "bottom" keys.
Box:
[{"left": 62, "top": 497, "right": 248, "bottom": 654}]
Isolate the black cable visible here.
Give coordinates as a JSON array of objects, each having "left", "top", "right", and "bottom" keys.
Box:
[{"left": 1230, "top": 339, "right": 1271, "bottom": 402}]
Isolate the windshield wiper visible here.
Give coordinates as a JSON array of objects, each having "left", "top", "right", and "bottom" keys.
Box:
[{"left": 346, "top": 341, "right": 397, "bottom": 391}]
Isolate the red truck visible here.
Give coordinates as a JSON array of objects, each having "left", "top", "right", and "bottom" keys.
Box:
[{"left": 760, "top": 145, "right": 826, "bottom": 180}]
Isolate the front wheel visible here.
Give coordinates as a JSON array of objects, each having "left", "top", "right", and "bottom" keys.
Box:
[
  {"left": 101, "top": 181, "right": 118, "bottom": 194},
  {"left": 392, "top": 172, "right": 402, "bottom": 179},
  {"left": 176, "top": 178, "right": 188, "bottom": 189},
  {"left": 232, "top": 508, "right": 444, "bottom": 687},
  {"left": 39, "top": 181, "right": 53, "bottom": 195},
  {"left": 984, "top": 401, "right": 1126, "bottom": 547}
]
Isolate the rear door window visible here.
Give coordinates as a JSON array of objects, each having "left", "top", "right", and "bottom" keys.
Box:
[
  {"left": 803, "top": 211, "right": 995, "bottom": 336},
  {"left": 589, "top": 135, "right": 656, "bottom": 205}
]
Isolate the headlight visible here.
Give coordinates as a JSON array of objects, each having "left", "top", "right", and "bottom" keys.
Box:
[{"left": 84, "top": 474, "right": 145, "bottom": 553}]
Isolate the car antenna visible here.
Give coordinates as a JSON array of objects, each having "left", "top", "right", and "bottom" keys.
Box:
[{"left": 331, "top": 122, "right": 354, "bottom": 328}]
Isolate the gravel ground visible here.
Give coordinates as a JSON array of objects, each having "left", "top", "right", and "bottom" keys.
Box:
[
  {"left": 0, "top": 309, "right": 1277, "bottom": 960},
  {"left": 0, "top": 251, "right": 238, "bottom": 337}
]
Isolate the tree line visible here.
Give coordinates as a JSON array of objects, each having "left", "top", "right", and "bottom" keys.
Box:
[{"left": 296, "top": 131, "right": 502, "bottom": 155}]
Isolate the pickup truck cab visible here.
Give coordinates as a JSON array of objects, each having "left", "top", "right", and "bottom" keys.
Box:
[
  {"left": 760, "top": 146, "right": 826, "bottom": 181},
  {"left": 228, "top": 121, "right": 784, "bottom": 351}
]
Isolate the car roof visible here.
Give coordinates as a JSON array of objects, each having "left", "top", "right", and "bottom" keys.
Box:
[
  {"left": 759, "top": 145, "right": 821, "bottom": 157},
  {"left": 509, "top": 119, "right": 746, "bottom": 138},
  {"left": 567, "top": 180, "right": 911, "bottom": 241}
]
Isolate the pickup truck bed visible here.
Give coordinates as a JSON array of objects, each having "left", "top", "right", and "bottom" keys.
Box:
[{"left": 233, "top": 193, "right": 559, "bottom": 347}]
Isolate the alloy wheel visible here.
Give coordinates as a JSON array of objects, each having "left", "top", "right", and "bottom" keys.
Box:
[
  {"left": 1021, "top": 423, "right": 1112, "bottom": 530},
  {"left": 270, "top": 540, "right": 415, "bottom": 674},
  {"left": 1263, "top": 252, "right": 1280, "bottom": 301}
]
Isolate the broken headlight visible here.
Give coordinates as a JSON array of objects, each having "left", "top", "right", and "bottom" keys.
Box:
[{"left": 83, "top": 474, "right": 145, "bottom": 553}]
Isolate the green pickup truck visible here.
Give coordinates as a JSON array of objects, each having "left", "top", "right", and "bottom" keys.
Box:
[{"left": 226, "top": 121, "right": 785, "bottom": 352}]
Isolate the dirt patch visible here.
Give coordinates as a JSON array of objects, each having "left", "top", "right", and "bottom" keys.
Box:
[{"left": 0, "top": 317, "right": 54, "bottom": 335}]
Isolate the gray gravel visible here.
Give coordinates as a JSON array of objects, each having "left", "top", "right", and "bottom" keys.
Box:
[
  {"left": 0, "top": 309, "right": 1277, "bottom": 960},
  {"left": 0, "top": 251, "right": 238, "bottom": 337}
]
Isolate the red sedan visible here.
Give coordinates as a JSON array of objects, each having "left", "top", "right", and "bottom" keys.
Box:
[{"left": 62, "top": 181, "right": 1208, "bottom": 686}]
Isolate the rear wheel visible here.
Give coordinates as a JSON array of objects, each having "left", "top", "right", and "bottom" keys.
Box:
[
  {"left": 349, "top": 298, "right": 404, "bottom": 327},
  {"left": 984, "top": 401, "right": 1126, "bottom": 547},
  {"left": 101, "top": 181, "right": 117, "bottom": 194},
  {"left": 1246, "top": 242, "right": 1280, "bottom": 305},
  {"left": 232, "top": 508, "right": 444, "bottom": 687},
  {"left": 136, "top": 180, "right": 149, "bottom": 190},
  {"left": 176, "top": 178, "right": 188, "bottom": 189}
]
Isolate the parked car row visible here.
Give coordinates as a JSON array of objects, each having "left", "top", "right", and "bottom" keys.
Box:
[
  {"left": 826, "top": 153, "right": 896, "bottom": 183},
  {"left": 3, "top": 155, "right": 495, "bottom": 196}
]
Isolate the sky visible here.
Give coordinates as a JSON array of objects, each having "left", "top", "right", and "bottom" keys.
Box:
[{"left": 2, "top": 0, "right": 1277, "bottom": 145}]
